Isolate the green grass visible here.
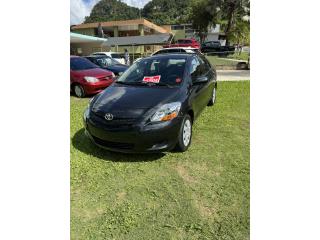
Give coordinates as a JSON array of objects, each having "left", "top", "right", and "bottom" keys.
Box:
[
  {"left": 71, "top": 81, "right": 250, "bottom": 240},
  {"left": 206, "top": 56, "right": 238, "bottom": 66},
  {"left": 227, "top": 52, "right": 249, "bottom": 61}
]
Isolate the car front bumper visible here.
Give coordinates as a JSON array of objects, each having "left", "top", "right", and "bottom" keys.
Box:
[{"left": 83, "top": 112, "right": 183, "bottom": 153}]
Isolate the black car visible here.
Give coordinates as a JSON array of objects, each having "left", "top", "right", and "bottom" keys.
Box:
[
  {"left": 201, "top": 41, "right": 235, "bottom": 56},
  {"left": 86, "top": 55, "right": 129, "bottom": 76},
  {"left": 83, "top": 53, "right": 217, "bottom": 153}
]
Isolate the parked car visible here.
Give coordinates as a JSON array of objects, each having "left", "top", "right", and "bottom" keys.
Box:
[
  {"left": 85, "top": 55, "right": 129, "bottom": 76},
  {"left": 200, "top": 41, "right": 235, "bottom": 56},
  {"left": 133, "top": 47, "right": 202, "bottom": 64},
  {"left": 163, "top": 38, "right": 201, "bottom": 49},
  {"left": 91, "top": 52, "right": 125, "bottom": 64},
  {"left": 83, "top": 53, "right": 217, "bottom": 153},
  {"left": 70, "top": 56, "right": 114, "bottom": 98}
]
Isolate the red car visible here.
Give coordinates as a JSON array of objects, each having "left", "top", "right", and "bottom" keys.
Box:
[
  {"left": 163, "top": 38, "right": 200, "bottom": 49},
  {"left": 70, "top": 56, "right": 115, "bottom": 97}
]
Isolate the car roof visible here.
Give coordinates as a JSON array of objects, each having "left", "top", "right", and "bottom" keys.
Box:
[
  {"left": 157, "top": 47, "right": 198, "bottom": 51},
  {"left": 86, "top": 55, "right": 111, "bottom": 58},
  {"left": 70, "top": 55, "right": 85, "bottom": 59},
  {"left": 143, "top": 53, "right": 194, "bottom": 61},
  {"left": 177, "top": 38, "right": 195, "bottom": 40},
  {"left": 93, "top": 52, "right": 121, "bottom": 54}
]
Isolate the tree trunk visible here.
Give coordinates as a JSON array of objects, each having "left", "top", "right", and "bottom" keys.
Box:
[{"left": 224, "top": 3, "right": 236, "bottom": 46}]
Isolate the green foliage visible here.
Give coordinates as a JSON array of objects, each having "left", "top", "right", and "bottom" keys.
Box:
[
  {"left": 84, "top": 0, "right": 192, "bottom": 25},
  {"left": 142, "top": 0, "right": 192, "bottom": 25},
  {"left": 189, "top": 0, "right": 219, "bottom": 42},
  {"left": 190, "top": 0, "right": 250, "bottom": 45},
  {"left": 84, "top": 0, "right": 140, "bottom": 23}
]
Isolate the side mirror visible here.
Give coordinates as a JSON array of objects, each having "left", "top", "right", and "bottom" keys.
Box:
[{"left": 193, "top": 75, "right": 208, "bottom": 84}]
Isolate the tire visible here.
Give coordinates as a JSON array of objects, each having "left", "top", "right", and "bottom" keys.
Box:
[
  {"left": 208, "top": 86, "right": 217, "bottom": 106},
  {"left": 74, "top": 84, "right": 85, "bottom": 98},
  {"left": 175, "top": 114, "right": 192, "bottom": 152}
]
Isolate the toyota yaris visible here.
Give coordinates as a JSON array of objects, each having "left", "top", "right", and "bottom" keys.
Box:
[{"left": 83, "top": 53, "right": 217, "bottom": 153}]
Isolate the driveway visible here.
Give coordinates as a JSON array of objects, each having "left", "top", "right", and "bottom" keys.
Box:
[{"left": 217, "top": 70, "right": 250, "bottom": 81}]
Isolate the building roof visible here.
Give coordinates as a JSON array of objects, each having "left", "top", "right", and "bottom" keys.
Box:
[
  {"left": 72, "top": 18, "right": 168, "bottom": 34},
  {"left": 70, "top": 32, "right": 108, "bottom": 43},
  {"left": 101, "top": 33, "right": 173, "bottom": 46}
]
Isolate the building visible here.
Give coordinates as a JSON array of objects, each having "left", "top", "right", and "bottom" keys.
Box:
[
  {"left": 161, "top": 23, "right": 226, "bottom": 45},
  {"left": 161, "top": 23, "right": 198, "bottom": 40},
  {"left": 71, "top": 18, "right": 172, "bottom": 55},
  {"left": 70, "top": 32, "right": 108, "bottom": 56}
]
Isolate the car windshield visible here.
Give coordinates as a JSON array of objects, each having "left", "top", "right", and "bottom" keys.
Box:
[
  {"left": 70, "top": 57, "right": 98, "bottom": 70},
  {"left": 94, "top": 57, "right": 120, "bottom": 67},
  {"left": 116, "top": 56, "right": 186, "bottom": 86}
]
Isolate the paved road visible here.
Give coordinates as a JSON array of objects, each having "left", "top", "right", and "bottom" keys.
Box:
[{"left": 217, "top": 70, "right": 250, "bottom": 81}]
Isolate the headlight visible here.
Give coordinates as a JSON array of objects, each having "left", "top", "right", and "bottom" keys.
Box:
[
  {"left": 150, "top": 102, "right": 181, "bottom": 122},
  {"left": 84, "top": 76, "right": 99, "bottom": 83}
]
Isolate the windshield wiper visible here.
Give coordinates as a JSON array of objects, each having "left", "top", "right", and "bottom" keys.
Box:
[
  {"left": 151, "top": 82, "right": 174, "bottom": 88},
  {"left": 115, "top": 81, "right": 146, "bottom": 86}
]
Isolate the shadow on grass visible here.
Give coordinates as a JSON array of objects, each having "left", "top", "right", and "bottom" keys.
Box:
[{"left": 72, "top": 128, "right": 165, "bottom": 162}]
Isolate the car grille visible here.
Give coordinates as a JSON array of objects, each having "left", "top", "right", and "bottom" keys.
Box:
[
  {"left": 92, "top": 136, "right": 134, "bottom": 150},
  {"left": 91, "top": 110, "right": 139, "bottom": 129}
]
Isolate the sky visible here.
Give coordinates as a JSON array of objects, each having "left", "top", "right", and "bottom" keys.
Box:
[{"left": 70, "top": 0, "right": 151, "bottom": 25}]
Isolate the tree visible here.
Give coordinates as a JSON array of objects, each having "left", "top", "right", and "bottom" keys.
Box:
[
  {"left": 142, "top": 0, "right": 192, "bottom": 25},
  {"left": 218, "top": 0, "right": 250, "bottom": 45},
  {"left": 84, "top": 0, "right": 140, "bottom": 23},
  {"left": 189, "top": 0, "right": 220, "bottom": 43},
  {"left": 190, "top": 0, "right": 250, "bottom": 45}
]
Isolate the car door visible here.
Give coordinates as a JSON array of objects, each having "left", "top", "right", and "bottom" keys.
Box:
[
  {"left": 189, "top": 56, "right": 210, "bottom": 118},
  {"left": 198, "top": 55, "right": 216, "bottom": 104},
  {"left": 196, "top": 55, "right": 214, "bottom": 109}
]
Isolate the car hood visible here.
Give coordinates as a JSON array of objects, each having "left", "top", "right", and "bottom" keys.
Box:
[
  {"left": 105, "top": 64, "right": 128, "bottom": 72},
  {"left": 92, "top": 84, "right": 181, "bottom": 118}
]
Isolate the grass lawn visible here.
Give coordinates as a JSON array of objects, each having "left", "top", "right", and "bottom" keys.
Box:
[
  {"left": 227, "top": 52, "right": 249, "bottom": 61},
  {"left": 71, "top": 81, "right": 250, "bottom": 240},
  {"left": 206, "top": 56, "right": 238, "bottom": 66}
]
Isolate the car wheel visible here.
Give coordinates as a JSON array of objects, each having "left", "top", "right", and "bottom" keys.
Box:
[
  {"left": 175, "top": 114, "right": 192, "bottom": 152},
  {"left": 208, "top": 86, "right": 216, "bottom": 106},
  {"left": 74, "top": 84, "right": 85, "bottom": 98}
]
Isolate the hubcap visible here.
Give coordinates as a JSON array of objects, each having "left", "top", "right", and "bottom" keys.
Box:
[
  {"left": 75, "top": 86, "right": 82, "bottom": 97},
  {"left": 182, "top": 119, "right": 191, "bottom": 146},
  {"left": 212, "top": 88, "right": 216, "bottom": 103}
]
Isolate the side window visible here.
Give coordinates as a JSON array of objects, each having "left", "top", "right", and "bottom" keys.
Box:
[
  {"left": 105, "top": 58, "right": 113, "bottom": 66},
  {"left": 190, "top": 57, "right": 201, "bottom": 78},
  {"left": 198, "top": 56, "right": 211, "bottom": 73},
  {"left": 190, "top": 56, "right": 210, "bottom": 78}
]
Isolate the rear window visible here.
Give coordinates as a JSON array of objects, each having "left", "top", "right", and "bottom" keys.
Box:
[
  {"left": 111, "top": 53, "right": 122, "bottom": 58},
  {"left": 70, "top": 57, "right": 98, "bottom": 71}
]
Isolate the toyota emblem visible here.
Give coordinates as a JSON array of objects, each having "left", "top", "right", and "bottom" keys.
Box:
[{"left": 104, "top": 113, "right": 113, "bottom": 121}]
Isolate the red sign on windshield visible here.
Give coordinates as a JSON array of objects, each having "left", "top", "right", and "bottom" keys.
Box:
[{"left": 142, "top": 75, "right": 161, "bottom": 83}]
